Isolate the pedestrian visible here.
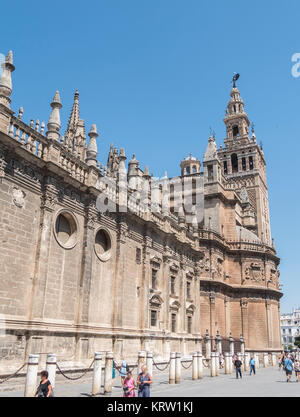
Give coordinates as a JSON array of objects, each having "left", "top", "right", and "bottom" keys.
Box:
[
  {"left": 137, "top": 365, "right": 152, "bottom": 397},
  {"left": 112, "top": 360, "right": 116, "bottom": 380},
  {"left": 34, "top": 370, "right": 53, "bottom": 397},
  {"left": 249, "top": 356, "right": 256, "bottom": 375},
  {"left": 234, "top": 357, "right": 242, "bottom": 379},
  {"left": 116, "top": 356, "right": 128, "bottom": 385},
  {"left": 294, "top": 359, "right": 300, "bottom": 382},
  {"left": 278, "top": 357, "right": 282, "bottom": 370},
  {"left": 219, "top": 354, "right": 224, "bottom": 369},
  {"left": 283, "top": 355, "right": 294, "bottom": 382},
  {"left": 122, "top": 371, "right": 136, "bottom": 397}
]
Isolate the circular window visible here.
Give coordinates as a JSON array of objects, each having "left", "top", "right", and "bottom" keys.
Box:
[
  {"left": 94, "top": 228, "right": 112, "bottom": 261},
  {"left": 54, "top": 210, "right": 78, "bottom": 249}
]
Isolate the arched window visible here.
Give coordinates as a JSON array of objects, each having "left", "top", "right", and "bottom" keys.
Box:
[
  {"left": 186, "top": 166, "right": 190, "bottom": 175},
  {"left": 231, "top": 153, "right": 238, "bottom": 173},
  {"left": 233, "top": 125, "right": 239, "bottom": 137},
  {"left": 192, "top": 165, "right": 197, "bottom": 174},
  {"left": 249, "top": 156, "right": 254, "bottom": 170}
]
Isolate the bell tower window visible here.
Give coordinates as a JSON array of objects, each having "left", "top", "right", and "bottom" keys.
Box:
[
  {"left": 249, "top": 156, "right": 254, "bottom": 170},
  {"left": 242, "top": 157, "right": 246, "bottom": 171},
  {"left": 223, "top": 161, "right": 228, "bottom": 174},
  {"left": 231, "top": 153, "right": 238, "bottom": 173},
  {"left": 233, "top": 125, "right": 239, "bottom": 137}
]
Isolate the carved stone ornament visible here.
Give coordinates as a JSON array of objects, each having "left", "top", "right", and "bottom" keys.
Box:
[
  {"left": 243, "top": 262, "right": 265, "bottom": 284},
  {"left": 12, "top": 187, "right": 26, "bottom": 208}
]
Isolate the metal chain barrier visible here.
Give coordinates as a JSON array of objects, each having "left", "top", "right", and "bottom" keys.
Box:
[
  {"left": 56, "top": 360, "right": 94, "bottom": 381},
  {"left": 202, "top": 359, "right": 210, "bottom": 368},
  {"left": 181, "top": 360, "right": 192, "bottom": 370},
  {"left": 0, "top": 363, "right": 26, "bottom": 384},
  {"left": 152, "top": 359, "right": 170, "bottom": 372}
]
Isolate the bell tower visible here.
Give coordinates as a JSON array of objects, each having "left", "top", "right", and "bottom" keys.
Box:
[{"left": 218, "top": 80, "right": 271, "bottom": 245}]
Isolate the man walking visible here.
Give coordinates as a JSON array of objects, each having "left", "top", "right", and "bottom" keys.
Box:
[
  {"left": 234, "top": 357, "right": 243, "bottom": 379},
  {"left": 249, "top": 356, "right": 256, "bottom": 376}
]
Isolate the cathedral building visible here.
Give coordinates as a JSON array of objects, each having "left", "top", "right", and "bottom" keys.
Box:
[{"left": 0, "top": 51, "right": 282, "bottom": 368}]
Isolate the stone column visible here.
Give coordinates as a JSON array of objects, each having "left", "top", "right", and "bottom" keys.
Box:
[
  {"left": 92, "top": 352, "right": 103, "bottom": 396},
  {"left": 138, "top": 351, "right": 146, "bottom": 374},
  {"left": 169, "top": 352, "right": 176, "bottom": 384},
  {"left": 197, "top": 351, "right": 203, "bottom": 379},
  {"left": 205, "top": 330, "right": 211, "bottom": 359},
  {"left": 240, "top": 335, "right": 245, "bottom": 355},
  {"left": 240, "top": 299, "right": 249, "bottom": 347},
  {"left": 209, "top": 293, "right": 216, "bottom": 337},
  {"left": 24, "top": 354, "right": 39, "bottom": 397},
  {"left": 104, "top": 351, "right": 113, "bottom": 394},
  {"left": 46, "top": 353, "right": 56, "bottom": 389},
  {"left": 272, "top": 352, "right": 277, "bottom": 367},
  {"left": 146, "top": 351, "right": 153, "bottom": 376},
  {"left": 175, "top": 352, "right": 181, "bottom": 384},
  {"left": 263, "top": 352, "right": 269, "bottom": 368},
  {"left": 192, "top": 352, "right": 198, "bottom": 380},
  {"left": 210, "top": 352, "right": 216, "bottom": 377},
  {"left": 224, "top": 352, "right": 231, "bottom": 374}
]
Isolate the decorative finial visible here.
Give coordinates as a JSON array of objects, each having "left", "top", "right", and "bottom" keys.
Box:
[
  {"left": 86, "top": 123, "right": 98, "bottom": 167},
  {"left": 18, "top": 107, "right": 23, "bottom": 120},
  {"left": 0, "top": 50, "right": 15, "bottom": 108},
  {"left": 46, "top": 90, "right": 62, "bottom": 141}
]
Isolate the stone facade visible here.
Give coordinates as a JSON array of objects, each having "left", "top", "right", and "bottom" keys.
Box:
[{"left": 0, "top": 51, "right": 282, "bottom": 368}]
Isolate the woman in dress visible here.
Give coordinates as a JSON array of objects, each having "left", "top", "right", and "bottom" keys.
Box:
[
  {"left": 122, "top": 371, "right": 136, "bottom": 397},
  {"left": 137, "top": 365, "right": 152, "bottom": 397}
]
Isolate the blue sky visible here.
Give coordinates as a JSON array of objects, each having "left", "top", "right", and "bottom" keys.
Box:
[{"left": 1, "top": 0, "right": 299, "bottom": 312}]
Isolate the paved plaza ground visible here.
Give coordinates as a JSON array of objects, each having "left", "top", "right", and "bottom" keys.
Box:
[{"left": 0, "top": 365, "right": 299, "bottom": 397}]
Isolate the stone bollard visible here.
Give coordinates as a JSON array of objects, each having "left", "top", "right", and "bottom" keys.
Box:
[
  {"left": 210, "top": 352, "right": 216, "bottom": 377},
  {"left": 192, "top": 352, "right": 198, "bottom": 380},
  {"left": 175, "top": 352, "right": 181, "bottom": 384},
  {"left": 197, "top": 351, "right": 203, "bottom": 379},
  {"left": 46, "top": 353, "right": 56, "bottom": 389},
  {"left": 272, "top": 353, "right": 277, "bottom": 367},
  {"left": 215, "top": 352, "right": 219, "bottom": 376},
  {"left": 92, "top": 352, "right": 102, "bottom": 396},
  {"left": 244, "top": 353, "right": 250, "bottom": 372},
  {"left": 24, "top": 354, "right": 39, "bottom": 397},
  {"left": 104, "top": 351, "right": 113, "bottom": 395},
  {"left": 205, "top": 331, "right": 211, "bottom": 359},
  {"left": 225, "top": 352, "right": 231, "bottom": 374},
  {"left": 138, "top": 351, "right": 146, "bottom": 374},
  {"left": 169, "top": 352, "right": 176, "bottom": 384},
  {"left": 263, "top": 353, "right": 269, "bottom": 368},
  {"left": 146, "top": 351, "right": 153, "bottom": 376}
]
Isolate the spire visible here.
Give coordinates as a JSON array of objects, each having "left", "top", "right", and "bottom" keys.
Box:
[
  {"left": 86, "top": 124, "right": 98, "bottom": 167},
  {"left": 46, "top": 90, "right": 62, "bottom": 141},
  {"left": 0, "top": 50, "right": 15, "bottom": 108},
  {"left": 203, "top": 135, "right": 219, "bottom": 162},
  {"left": 143, "top": 165, "right": 150, "bottom": 178},
  {"left": 65, "top": 90, "right": 80, "bottom": 140}
]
